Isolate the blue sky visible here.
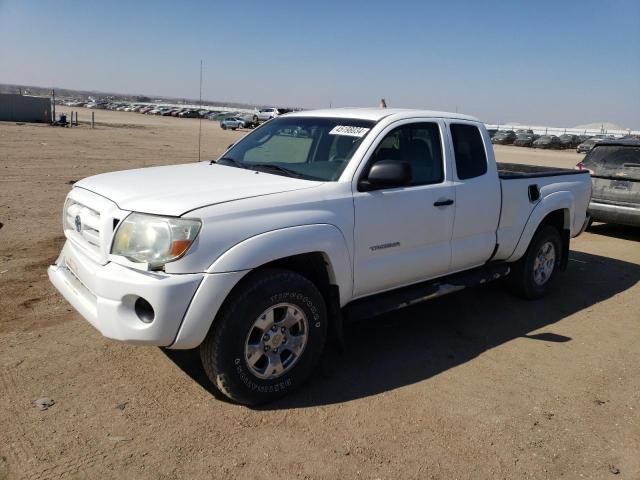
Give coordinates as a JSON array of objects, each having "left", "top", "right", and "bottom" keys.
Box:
[{"left": 1, "top": 0, "right": 639, "bottom": 128}]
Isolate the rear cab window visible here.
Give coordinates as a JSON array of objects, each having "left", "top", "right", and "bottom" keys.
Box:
[{"left": 450, "top": 123, "right": 488, "bottom": 180}]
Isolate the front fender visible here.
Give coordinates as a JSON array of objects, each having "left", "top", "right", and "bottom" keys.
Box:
[
  {"left": 507, "top": 191, "right": 574, "bottom": 263},
  {"left": 208, "top": 224, "right": 353, "bottom": 304}
]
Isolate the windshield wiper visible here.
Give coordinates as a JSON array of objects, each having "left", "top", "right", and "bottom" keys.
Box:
[
  {"left": 211, "top": 157, "right": 245, "bottom": 168},
  {"left": 247, "top": 163, "right": 308, "bottom": 179}
]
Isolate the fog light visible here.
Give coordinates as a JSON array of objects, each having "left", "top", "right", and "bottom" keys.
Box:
[{"left": 134, "top": 297, "right": 155, "bottom": 324}]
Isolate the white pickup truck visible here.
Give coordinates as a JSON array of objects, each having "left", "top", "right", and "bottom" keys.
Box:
[
  {"left": 49, "top": 108, "right": 591, "bottom": 404},
  {"left": 256, "top": 107, "right": 281, "bottom": 121}
]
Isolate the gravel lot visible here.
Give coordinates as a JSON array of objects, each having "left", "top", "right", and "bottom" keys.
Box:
[{"left": 1, "top": 108, "right": 638, "bottom": 480}]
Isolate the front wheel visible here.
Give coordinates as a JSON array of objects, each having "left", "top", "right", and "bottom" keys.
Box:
[
  {"left": 200, "top": 268, "right": 328, "bottom": 405},
  {"left": 506, "top": 224, "right": 563, "bottom": 299}
]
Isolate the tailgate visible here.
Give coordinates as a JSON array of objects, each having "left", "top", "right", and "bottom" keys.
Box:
[{"left": 591, "top": 176, "right": 640, "bottom": 207}]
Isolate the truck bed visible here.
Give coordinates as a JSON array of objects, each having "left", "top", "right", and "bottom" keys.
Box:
[
  {"left": 497, "top": 162, "right": 589, "bottom": 179},
  {"left": 493, "top": 162, "right": 592, "bottom": 263}
]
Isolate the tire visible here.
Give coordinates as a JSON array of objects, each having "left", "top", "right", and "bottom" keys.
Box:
[
  {"left": 221, "top": 124, "right": 227, "bottom": 130},
  {"left": 200, "top": 268, "right": 328, "bottom": 405},
  {"left": 506, "top": 224, "right": 563, "bottom": 299}
]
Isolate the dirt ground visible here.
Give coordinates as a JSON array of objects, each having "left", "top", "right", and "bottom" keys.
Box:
[{"left": 1, "top": 108, "right": 638, "bottom": 480}]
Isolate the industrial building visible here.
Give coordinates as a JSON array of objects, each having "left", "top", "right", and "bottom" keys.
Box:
[{"left": 0, "top": 93, "right": 51, "bottom": 123}]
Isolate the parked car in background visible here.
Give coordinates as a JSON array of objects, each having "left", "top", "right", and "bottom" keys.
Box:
[
  {"left": 183, "top": 110, "right": 203, "bottom": 118},
  {"left": 256, "top": 108, "right": 281, "bottom": 121},
  {"left": 487, "top": 128, "right": 498, "bottom": 138},
  {"left": 516, "top": 129, "right": 534, "bottom": 135},
  {"left": 491, "top": 130, "right": 517, "bottom": 145},
  {"left": 533, "top": 135, "right": 562, "bottom": 149},
  {"left": 220, "top": 117, "right": 247, "bottom": 130},
  {"left": 513, "top": 133, "right": 536, "bottom": 147},
  {"left": 559, "top": 134, "right": 581, "bottom": 149},
  {"left": 238, "top": 114, "right": 259, "bottom": 128},
  {"left": 207, "top": 112, "right": 228, "bottom": 121},
  {"left": 577, "top": 137, "right": 604, "bottom": 153},
  {"left": 577, "top": 139, "right": 640, "bottom": 227}
]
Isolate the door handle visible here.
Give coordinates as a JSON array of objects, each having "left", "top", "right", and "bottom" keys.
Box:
[{"left": 433, "top": 199, "right": 454, "bottom": 207}]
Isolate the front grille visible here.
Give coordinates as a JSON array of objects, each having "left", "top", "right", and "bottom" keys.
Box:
[
  {"left": 62, "top": 189, "right": 123, "bottom": 265},
  {"left": 64, "top": 199, "right": 103, "bottom": 256}
]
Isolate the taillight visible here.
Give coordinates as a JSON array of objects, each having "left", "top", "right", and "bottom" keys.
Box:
[{"left": 576, "top": 162, "right": 594, "bottom": 175}]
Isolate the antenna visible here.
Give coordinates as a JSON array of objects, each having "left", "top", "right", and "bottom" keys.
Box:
[{"left": 198, "top": 59, "right": 203, "bottom": 162}]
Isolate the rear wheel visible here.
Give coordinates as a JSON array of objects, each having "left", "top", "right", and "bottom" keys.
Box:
[
  {"left": 200, "top": 268, "right": 328, "bottom": 405},
  {"left": 506, "top": 224, "right": 563, "bottom": 299}
]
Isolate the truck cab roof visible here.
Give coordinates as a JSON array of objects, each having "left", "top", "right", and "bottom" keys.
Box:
[{"left": 286, "top": 108, "right": 479, "bottom": 123}]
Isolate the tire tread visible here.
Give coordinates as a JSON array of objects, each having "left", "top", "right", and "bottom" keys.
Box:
[{"left": 200, "top": 268, "right": 325, "bottom": 404}]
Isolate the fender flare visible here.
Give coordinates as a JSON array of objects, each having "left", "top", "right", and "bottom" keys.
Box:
[
  {"left": 506, "top": 191, "right": 574, "bottom": 263},
  {"left": 208, "top": 224, "right": 353, "bottom": 304}
]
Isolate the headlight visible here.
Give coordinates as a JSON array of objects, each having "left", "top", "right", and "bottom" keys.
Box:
[{"left": 111, "top": 213, "right": 201, "bottom": 268}]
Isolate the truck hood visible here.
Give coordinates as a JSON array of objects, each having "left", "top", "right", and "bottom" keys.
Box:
[{"left": 76, "top": 162, "right": 322, "bottom": 216}]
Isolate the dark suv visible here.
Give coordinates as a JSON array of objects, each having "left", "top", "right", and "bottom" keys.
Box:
[
  {"left": 577, "top": 139, "right": 640, "bottom": 227},
  {"left": 491, "top": 130, "right": 516, "bottom": 145},
  {"left": 559, "top": 134, "right": 581, "bottom": 149},
  {"left": 533, "top": 135, "right": 562, "bottom": 149},
  {"left": 513, "top": 133, "right": 536, "bottom": 147}
]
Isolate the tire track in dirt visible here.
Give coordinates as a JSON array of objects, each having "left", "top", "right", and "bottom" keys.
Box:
[
  {"left": 0, "top": 369, "right": 111, "bottom": 480},
  {"left": 0, "top": 369, "right": 39, "bottom": 476},
  {"left": 22, "top": 451, "right": 109, "bottom": 480}
]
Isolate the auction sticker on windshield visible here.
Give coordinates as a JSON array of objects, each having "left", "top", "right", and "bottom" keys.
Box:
[{"left": 329, "top": 125, "right": 370, "bottom": 137}]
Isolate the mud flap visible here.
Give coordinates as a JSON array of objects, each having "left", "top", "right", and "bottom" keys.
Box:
[
  {"left": 328, "top": 285, "right": 346, "bottom": 353},
  {"left": 560, "top": 229, "right": 570, "bottom": 271}
]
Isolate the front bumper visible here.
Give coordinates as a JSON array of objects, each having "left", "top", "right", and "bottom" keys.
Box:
[
  {"left": 48, "top": 241, "right": 247, "bottom": 348},
  {"left": 49, "top": 241, "right": 204, "bottom": 346},
  {"left": 589, "top": 201, "right": 640, "bottom": 227}
]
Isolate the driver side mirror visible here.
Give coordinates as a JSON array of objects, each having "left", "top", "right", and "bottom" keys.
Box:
[{"left": 358, "top": 160, "right": 412, "bottom": 191}]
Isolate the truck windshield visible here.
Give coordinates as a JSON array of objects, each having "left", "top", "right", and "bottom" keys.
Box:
[{"left": 218, "top": 117, "right": 376, "bottom": 181}]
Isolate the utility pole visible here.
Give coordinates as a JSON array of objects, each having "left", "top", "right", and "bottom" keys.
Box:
[
  {"left": 51, "top": 89, "right": 56, "bottom": 123},
  {"left": 198, "top": 60, "right": 203, "bottom": 162}
]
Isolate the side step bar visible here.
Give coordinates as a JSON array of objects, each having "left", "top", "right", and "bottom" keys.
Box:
[{"left": 344, "top": 262, "right": 511, "bottom": 322}]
